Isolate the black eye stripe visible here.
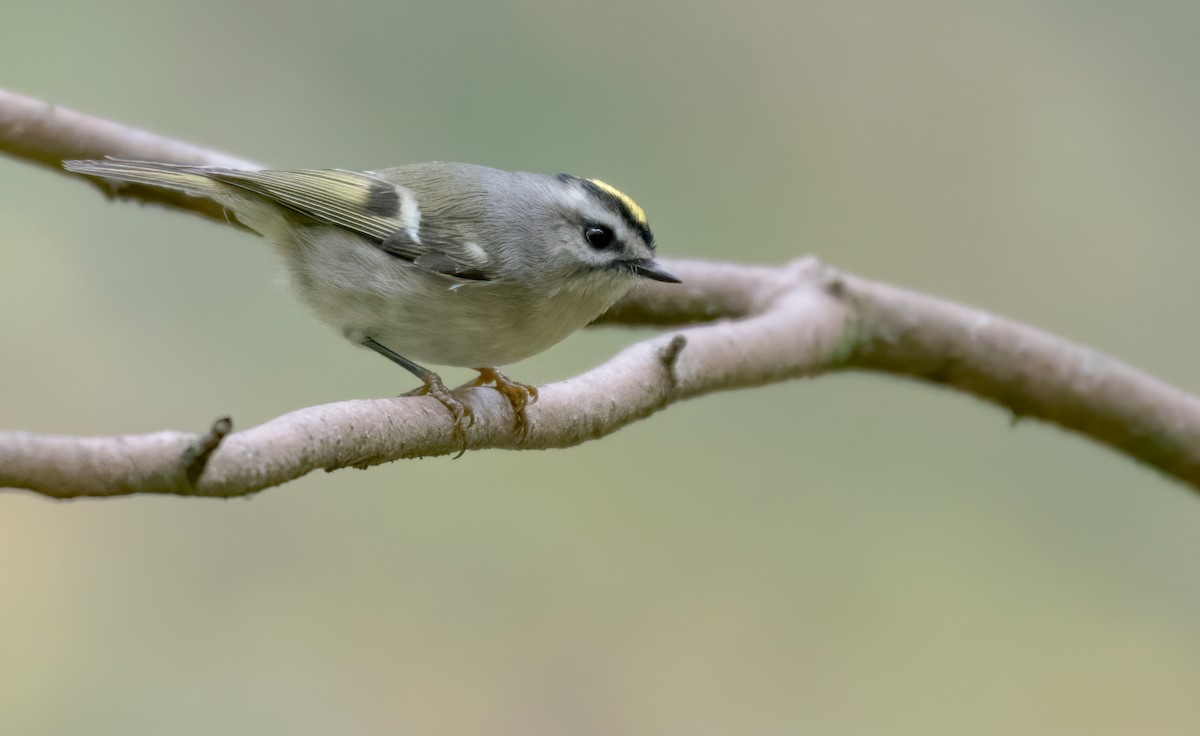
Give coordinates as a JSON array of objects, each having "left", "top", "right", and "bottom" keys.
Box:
[{"left": 557, "top": 174, "right": 655, "bottom": 250}]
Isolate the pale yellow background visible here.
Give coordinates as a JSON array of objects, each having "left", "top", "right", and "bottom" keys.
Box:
[{"left": 2, "top": 1, "right": 1199, "bottom": 734}]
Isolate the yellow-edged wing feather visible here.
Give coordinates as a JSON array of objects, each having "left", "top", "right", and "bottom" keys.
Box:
[
  {"left": 203, "top": 168, "right": 405, "bottom": 242},
  {"left": 64, "top": 159, "right": 498, "bottom": 279}
]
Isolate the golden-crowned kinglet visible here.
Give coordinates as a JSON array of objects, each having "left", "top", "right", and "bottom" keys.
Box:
[{"left": 63, "top": 159, "right": 680, "bottom": 439}]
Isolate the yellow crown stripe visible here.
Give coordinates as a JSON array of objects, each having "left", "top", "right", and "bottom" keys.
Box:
[{"left": 587, "top": 178, "right": 647, "bottom": 226}]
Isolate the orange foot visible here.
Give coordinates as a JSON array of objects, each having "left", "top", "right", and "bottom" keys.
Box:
[
  {"left": 405, "top": 373, "right": 474, "bottom": 456},
  {"left": 462, "top": 368, "right": 539, "bottom": 441}
]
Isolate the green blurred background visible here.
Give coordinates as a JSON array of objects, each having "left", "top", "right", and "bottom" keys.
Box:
[{"left": 3, "top": 1, "right": 1200, "bottom": 733}]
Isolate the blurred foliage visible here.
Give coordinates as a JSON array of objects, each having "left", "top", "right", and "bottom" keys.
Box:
[{"left": 2, "top": 1, "right": 1199, "bottom": 733}]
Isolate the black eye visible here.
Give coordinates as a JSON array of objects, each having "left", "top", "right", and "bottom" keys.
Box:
[{"left": 583, "top": 223, "right": 616, "bottom": 250}]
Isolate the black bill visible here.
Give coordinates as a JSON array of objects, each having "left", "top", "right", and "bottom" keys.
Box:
[{"left": 630, "top": 259, "right": 682, "bottom": 283}]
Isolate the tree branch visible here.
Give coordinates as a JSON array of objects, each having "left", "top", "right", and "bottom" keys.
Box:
[
  {"left": 3, "top": 87, "right": 1198, "bottom": 497},
  {"left": 0, "top": 87, "right": 259, "bottom": 225}
]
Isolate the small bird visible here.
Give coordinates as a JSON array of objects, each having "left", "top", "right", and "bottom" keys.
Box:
[{"left": 63, "top": 159, "right": 680, "bottom": 442}]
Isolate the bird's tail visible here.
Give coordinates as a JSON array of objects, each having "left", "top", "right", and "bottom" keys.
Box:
[{"left": 63, "top": 158, "right": 226, "bottom": 198}]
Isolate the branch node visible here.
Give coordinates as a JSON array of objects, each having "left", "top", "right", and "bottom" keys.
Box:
[
  {"left": 787, "top": 254, "right": 824, "bottom": 272},
  {"left": 180, "top": 416, "right": 233, "bottom": 489},
  {"left": 777, "top": 256, "right": 845, "bottom": 306},
  {"left": 824, "top": 273, "right": 848, "bottom": 299},
  {"left": 659, "top": 334, "right": 688, "bottom": 391},
  {"left": 784, "top": 255, "right": 827, "bottom": 284}
]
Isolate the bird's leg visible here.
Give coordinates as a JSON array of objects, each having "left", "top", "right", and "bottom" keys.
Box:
[
  {"left": 362, "top": 338, "right": 473, "bottom": 453},
  {"left": 461, "top": 368, "right": 539, "bottom": 441}
]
